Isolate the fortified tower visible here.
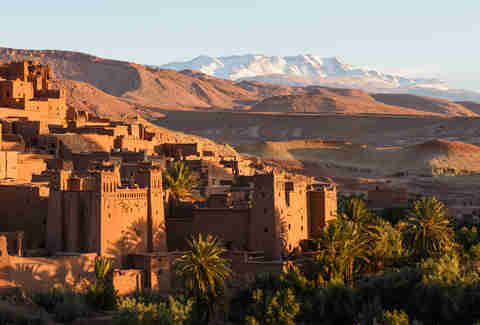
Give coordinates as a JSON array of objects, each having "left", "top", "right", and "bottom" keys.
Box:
[
  {"left": 248, "top": 172, "right": 310, "bottom": 260},
  {"left": 46, "top": 160, "right": 166, "bottom": 264}
]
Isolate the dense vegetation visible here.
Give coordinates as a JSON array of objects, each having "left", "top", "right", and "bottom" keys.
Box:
[{"left": 228, "top": 197, "right": 480, "bottom": 325}]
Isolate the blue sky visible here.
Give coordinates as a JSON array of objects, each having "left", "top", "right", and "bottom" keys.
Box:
[{"left": 1, "top": 1, "right": 479, "bottom": 90}]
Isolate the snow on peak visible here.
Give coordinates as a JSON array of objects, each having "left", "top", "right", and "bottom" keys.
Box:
[{"left": 160, "top": 54, "right": 448, "bottom": 90}]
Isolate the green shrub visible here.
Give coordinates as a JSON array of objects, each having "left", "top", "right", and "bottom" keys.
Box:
[
  {"left": 114, "top": 295, "right": 194, "bottom": 325},
  {"left": 420, "top": 254, "right": 461, "bottom": 285},
  {"left": 244, "top": 288, "right": 299, "bottom": 325},
  {"left": 0, "top": 306, "right": 49, "bottom": 325},
  {"left": 32, "top": 284, "right": 90, "bottom": 323},
  {"left": 380, "top": 309, "right": 410, "bottom": 325},
  {"left": 32, "top": 284, "right": 66, "bottom": 312},
  {"left": 52, "top": 294, "right": 90, "bottom": 323}
]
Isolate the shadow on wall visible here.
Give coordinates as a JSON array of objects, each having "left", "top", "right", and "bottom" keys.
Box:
[
  {"left": 0, "top": 254, "right": 96, "bottom": 293},
  {"left": 106, "top": 217, "right": 166, "bottom": 266}
]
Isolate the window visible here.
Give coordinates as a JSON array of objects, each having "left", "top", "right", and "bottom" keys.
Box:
[
  {"left": 264, "top": 227, "right": 269, "bottom": 233},
  {"left": 301, "top": 226, "right": 304, "bottom": 231},
  {"left": 264, "top": 208, "right": 268, "bottom": 214},
  {"left": 288, "top": 224, "right": 291, "bottom": 231}
]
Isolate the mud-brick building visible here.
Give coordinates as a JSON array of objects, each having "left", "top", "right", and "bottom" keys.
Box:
[
  {"left": 0, "top": 60, "right": 67, "bottom": 126},
  {"left": 167, "top": 172, "right": 337, "bottom": 260},
  {"left": 46, "top": 160, "right": 166, "bottom": 264}
]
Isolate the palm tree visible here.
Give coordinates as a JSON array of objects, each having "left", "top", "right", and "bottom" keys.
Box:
[
  {"left": 314, "top": 219, "right": 370, "bottom": 285},
  {"left": 340, "top": 198, "right": 373, "bottom": 224},
  {"left": 163, "top": 161, "right": 197, "bottom": 217},
  {"left": 366, "top": 217, "right": 404, "bottom": 272},
  {"left": 174, "top": 234, "right": 232, "bottom": 322},
  {"left": 402, "top": 196, "right": 455, "bottom": 259},
  {"left": 163, "top": 161, "right": 197, "bottom": 201}
]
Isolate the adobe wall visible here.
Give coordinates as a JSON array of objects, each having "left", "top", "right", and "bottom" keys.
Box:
[
  {"left": 4, "top": 254, "right": 97, "bottom": 292},
  {"left": 248, "top": 174, "right": 279, "bottom": 259},
  {"left": 0, "top": 151, "right": 17, "bottom": 179},
  {"left": 0, "top": 232, "right": 23, "bottom": 256},
  {"left": 274, "top": 179, "right": 308, "bottom": 253},
  {"left": 166, "top": 218, "right": 193, "bottom": 251},
  {"left": 56, "top": 134, "right": 115, "bottom": 154},
  {"left": 247, "top": 174, "right": 311, "bottom": 259},
  {"left": 47, "top": 190, "right": 101, "bottom": 254},
  {"left": 100, "top": 190, "right": 149, "bottom": 263},
  {"left": 126, "top": 254, "right": 171, "bottom": 293},
  {"left": 207, "top": 163, "right": 235, "bottom": 186},
  {"left": 112, "top": 269, "right": 144, "bottom": 295},
  {"left": 192, "top": 208, "right": 250, "bottom": 250},
  {"left": 115, "top": 136, "right": 154, "bottom": 154},
  {"left": 17, "top": 154, "right": 47, "bottom": 182},
  {"left": 13, "top": 120, "right": 40, "bottom": 146},
  {"left": 308, "top": 187, "right": 337, "bottom": 236},
  {"left": 158, "top": 143, "right": 198, "bottom": 158},
  {"left": 0, "top": 184, "right": 48, "bottom": 249},
  {"left": 1, "top": 135, "right": 25, "bottom": 152}
]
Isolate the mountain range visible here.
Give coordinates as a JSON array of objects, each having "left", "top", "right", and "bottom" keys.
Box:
[
  {"left": 1, "top": 47, "right": 480, "bottom": 119},
  {"left": 160, "top": 54, "right": 480, "bottom": 102}
]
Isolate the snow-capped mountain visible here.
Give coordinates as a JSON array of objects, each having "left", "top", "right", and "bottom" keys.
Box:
[{"left": 160, "top": 54, "right": 448, "bottom": 90}]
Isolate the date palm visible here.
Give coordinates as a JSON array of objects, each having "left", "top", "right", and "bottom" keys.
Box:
[
  {"left": 403, "top": 196, "right": 454, "bottom": 259},
  {"left": 367, "top": 217, "right": 404, "bottom": 271},
  {"left": 163, "top": 161, "right": 197, "bottom": 201},
  {"left": 315, "top": 219, "right": 370, "bottom": 285},
  {"left": 174, "top": 234, "right": 232, "bottom": 322},
  {"left": 340, "top": 198, "right": 373, "bottom": 224}
]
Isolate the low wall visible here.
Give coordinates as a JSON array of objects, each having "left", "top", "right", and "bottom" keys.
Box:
[
  {"left": 112, "top": 269, "right": 143, "bottom": 295},
  {"left": 3, "top": 253, "right": 97, "bottom": 292}
]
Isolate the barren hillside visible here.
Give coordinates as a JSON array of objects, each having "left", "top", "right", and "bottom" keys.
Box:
[
  {"left": 372, "top": 93, "right": 477, "bottom": 117},
  {"left": 251, "top": 87, "right": 476, "bottom": 116},
  {"left": 455, "top": 101, "right": 480, "bottom": 114},
  {"left": 55, "top": 80, "right": 137, "bottom": 119},
  {"left": 1, "top": 47, "right": 479, "bottom": 120},
  {"left": 237, "top": 139, "right": 480, "bottom": 176}
]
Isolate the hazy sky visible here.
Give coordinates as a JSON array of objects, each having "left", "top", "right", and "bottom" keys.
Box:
[{"left": 1, "top": 1, "right": 479, "bottom": 90}]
